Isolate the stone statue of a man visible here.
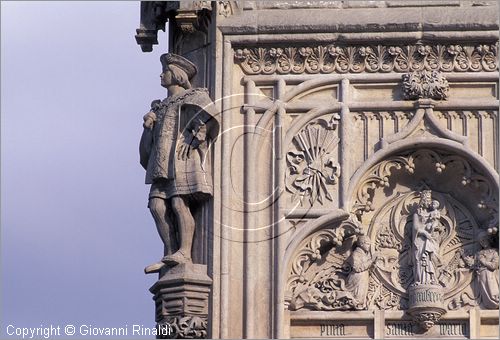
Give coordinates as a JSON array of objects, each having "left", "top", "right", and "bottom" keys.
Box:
[{"left": 140, "top": 53, "right": 219, "bottom": 274}]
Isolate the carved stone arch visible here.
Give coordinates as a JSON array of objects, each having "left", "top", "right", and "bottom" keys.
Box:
[
  {"left": 381, "top": 101, "right": 468, "bottom": 148},
  {"left": 346, "top": 137, "right": 499, "bottom": 227},
  {"left": 282, "top": 212, "right": 362, "bottom": 310},
  {"left": 341, "top": 137, "right": 499, "bottom": 326},
  {"left": 251, "top": 103, "right": 342, "bottom": 170}
]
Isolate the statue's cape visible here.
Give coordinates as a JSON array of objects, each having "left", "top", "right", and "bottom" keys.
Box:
[
  {"left": 144, "top": 88, "right": 219, "bottom": 184},
  {"left": 178, "top": 88, "right": 219, "bottom": 142}
]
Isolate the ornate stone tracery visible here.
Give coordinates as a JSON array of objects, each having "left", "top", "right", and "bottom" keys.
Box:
[
  {"left": 351, "top": 148, "right": 498, "bottom": 221},
  {"left": 134, "top": 1, "right": 500, "bottom": 337}
]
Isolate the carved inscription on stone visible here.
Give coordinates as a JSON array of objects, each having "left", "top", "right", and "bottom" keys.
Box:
[
  {"left": 386, "top": 322, "right": 415, "bottom": 337},
  {"left": 320, "top": 323, "right": 345, "bottom": 337},
  {"left": 385, "top": 321, "right": 468, "bottom": 337},
  {"left": 439, "top": 322, "right": 468, "bottom": 337},
  {"left": 290, "top": 320, "right": 373, "bottom": 339}
]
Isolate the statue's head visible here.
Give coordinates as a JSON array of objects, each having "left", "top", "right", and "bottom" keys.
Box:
[
  {"left": 160, "top": 53, "right": 197, "bottom": 90},
  {"left": 419, "top": 190, "right": 433, "bottom": 209},
  {"left": 431, "top": 200, "right": 440, "bottom": 210}
]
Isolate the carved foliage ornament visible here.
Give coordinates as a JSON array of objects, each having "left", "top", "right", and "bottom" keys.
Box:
[
  {"left": 234, "top": 43, "right": 498, "bottom": 74},
  {"left": 402, "top": 71, "right": 449, "bottom": 100},
  {"left": 285, "top": 115, "right": 341, "bottom": 206},
  {"left": 159, "top": 316, "right": 207, "bottom": 339}
]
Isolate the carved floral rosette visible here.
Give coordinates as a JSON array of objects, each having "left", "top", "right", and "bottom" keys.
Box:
[
  {"left": 285, "top": 114, "right": 341, "bottom": 206},
  {"left": 234, "top": 43, "right": 499, "bottom": 75},
  {"left": 402, "top": 70, "right": 449, "bottom": 100}
]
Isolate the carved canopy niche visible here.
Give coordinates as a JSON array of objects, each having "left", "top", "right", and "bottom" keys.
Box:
[{"left": 285, "top": 146, "right": 498, "bottom": 334}]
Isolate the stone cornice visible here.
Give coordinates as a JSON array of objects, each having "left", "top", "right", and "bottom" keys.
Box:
[
  {"left": 234, "top": 43, "right": 499, "bottom": 75},
  {"left": 219, "top": 5, "right": 498, "bottom": 35}
]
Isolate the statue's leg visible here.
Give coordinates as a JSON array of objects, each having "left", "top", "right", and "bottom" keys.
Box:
[
  {"left": 148, "top": 197, "right": 177, "bottom": 256},
  {"left": 165, "top": 196, "right": 194, "bottom": 264}
]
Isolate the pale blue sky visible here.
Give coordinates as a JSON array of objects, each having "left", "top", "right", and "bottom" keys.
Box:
[{"left": 1, "top": 1, "right": 170, "bottom": 337}]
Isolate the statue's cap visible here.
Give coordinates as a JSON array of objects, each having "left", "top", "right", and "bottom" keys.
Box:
[{"left": 160, "top": 53, "right": 197, "bottom": 80}]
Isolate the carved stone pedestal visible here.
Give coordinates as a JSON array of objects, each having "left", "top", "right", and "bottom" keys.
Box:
[
  {"left": 408, "top": 284, "right": 446, "bottom": 332},
  {"left": 150, "top": 264, "right": 212, "bottom": 339}
]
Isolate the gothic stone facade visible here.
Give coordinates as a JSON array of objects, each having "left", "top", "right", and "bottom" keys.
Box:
[{"left": 136, "top": 1, "right": 499, "bottom": 338}]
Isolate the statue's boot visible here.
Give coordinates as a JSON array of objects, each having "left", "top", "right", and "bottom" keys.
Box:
[
  {"left": 144, "top": 261, "right": 165, "bottom": 274},
  {"left": 162, "top": 250, "right": 192, "bottom": 265}
]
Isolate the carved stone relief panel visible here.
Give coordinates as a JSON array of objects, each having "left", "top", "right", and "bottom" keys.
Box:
[
  {"left": 285, "top": 114, "right": 341, "bottom": 208},
  {"left": 285, "top": 143, "right": 498, "bottom": 336},
  {"left": 368, "top": 191, "right": 476, "bottom": 320},
  {"left": 285, "top": 190, "right": 490, "bottom": 312},
  {"left": 285, "top": 216, "right": 364, "bottom": 311}
]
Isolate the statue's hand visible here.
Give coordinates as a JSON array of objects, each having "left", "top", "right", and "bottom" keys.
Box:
[
  {"left": 143, "top": 111, "right": 157, "bottom": 129},
  {"left": 177, "top": 135, "right": 200, "bottom": 160}
]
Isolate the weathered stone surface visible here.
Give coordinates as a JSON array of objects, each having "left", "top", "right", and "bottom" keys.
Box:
[
  {"left": 137, "top": 1, "right": 499, "bottom": 338},
  {"left": 218, "top": 5, "right": 499, "bottom": 35}
]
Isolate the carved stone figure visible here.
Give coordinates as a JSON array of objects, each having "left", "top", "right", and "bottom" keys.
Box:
[
  {"left": 289, "top": 230, "right": 376, "bottom": 311},
  {"left": 412, "top": 191, "right": 442, "bottom": 285},
  {"left": 475, "top": 231, "right": 499, "bottom": 309},
  {"left": 140, "top": 53, "right": 219, "bottom": 274},
  {"left": 408, "top": 190, "right": 447, "bottom": 331},
  {"left": 335, "top": 235, "right": 376, "bottom": 309}
]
